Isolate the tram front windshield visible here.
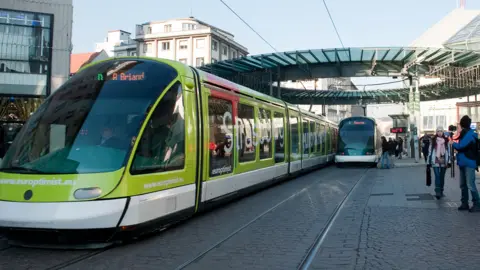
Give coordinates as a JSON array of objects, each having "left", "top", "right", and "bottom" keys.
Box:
[
  {"left": 0, "top": 59, "right": 178, "bottom": 174},
  {"left": 338, "top": 119, "right": 375, "bottom": 155}
]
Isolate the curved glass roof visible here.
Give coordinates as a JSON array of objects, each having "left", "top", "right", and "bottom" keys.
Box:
[
  {"left": 197, "top": 47, "right": 480, "bottom": 105},
  {"left": 199, "top": 47, "right": 480, "bottom": 77},
  {"left": 445, "top": 14, "right": 480, "bottom": 48},
  {"left": 278, "top": 81, "right": 480, "bottom": 105}
]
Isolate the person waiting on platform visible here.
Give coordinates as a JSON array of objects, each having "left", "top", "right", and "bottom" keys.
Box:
[
  {"left": 426, "top": 126, "right": 451, "bottom": 199},
  {"left": 450, "top": 115, "right": 480, "bottom": 212},
  {"left": 378, "top": 136, "right": 392, "bottom": 169},
  {"left": 421, "top": 133, "right": 431, "bottom": 162}
]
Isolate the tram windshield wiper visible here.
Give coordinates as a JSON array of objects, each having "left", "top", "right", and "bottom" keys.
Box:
[{"left": 0, "top": 166, "right": 46, "bottom": 174}]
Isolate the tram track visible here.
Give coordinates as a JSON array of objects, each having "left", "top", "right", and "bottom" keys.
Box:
[
  {"left": 174, "top": 167, "right": 369, "bottom": 270},
  {"left": 0, "top": 166, "right": 367, "bottom": 270},
  {"left": 44, "top": 248, "right": 112, "bottom": 270},
  {"left": 297, "top": 169, "right": 368, "bottom": 270}
]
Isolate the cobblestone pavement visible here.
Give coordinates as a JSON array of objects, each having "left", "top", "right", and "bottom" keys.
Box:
[
  {"left": 308, "top": 165, "right": 480, "bottom": 270},
  {"left": 4, "top": 164, "right": 479, "bottom": 270},
  {"left": 0, "top": 166, "right": 368, "bottom": 270}
]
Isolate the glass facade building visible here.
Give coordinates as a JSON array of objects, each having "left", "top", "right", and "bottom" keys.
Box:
[{"left": 0, "top": 8, "right": 52, "bottom": 122}]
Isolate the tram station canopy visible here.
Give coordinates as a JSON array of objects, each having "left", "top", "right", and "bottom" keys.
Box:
[{"left": 198, "top": 47, "right": 480, "bottom": 105}]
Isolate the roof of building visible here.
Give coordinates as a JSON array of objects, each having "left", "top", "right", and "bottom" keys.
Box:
[
  {"left": 199, "top": 47, "right": 480, "bottom": 78},
  {"left": 70, "top": 51, "right": 104, "bottom": 74},
  {"left": 108, "top": 30, "right": 131, "bottom": 34},
  {"left": 140, "top": 17, "right": 235, "bottom": 38},
  {"left": 445, "top": 13, "right": 480, "bottom": 47},
  {"left": 410, "top": 8, "right": 480, "bottom": 48}
]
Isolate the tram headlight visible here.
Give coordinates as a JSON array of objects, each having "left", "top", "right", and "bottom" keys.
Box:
[{"left": 74, "top": 187, "right": 102, "bottom": 200}]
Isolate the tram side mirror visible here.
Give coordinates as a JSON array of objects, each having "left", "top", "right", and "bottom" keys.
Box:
[{"left": 183, "top": 77, "right": 195, "bottom": 90}]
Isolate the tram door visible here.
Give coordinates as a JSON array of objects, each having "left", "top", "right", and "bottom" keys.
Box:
[{"left": 0, "top": 121, "right": 24, "bottom": 158}]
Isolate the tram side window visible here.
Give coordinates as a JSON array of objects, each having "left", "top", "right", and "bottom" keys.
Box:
[
  {"left": 303, "top": 119, "right": 309, "bottom": 155},
  {"left": 327, "top": 126, "right": 332, "bottom": 153},
  {"left": 238, "top": 103, "right": 255, "bottom": 162},
  {"left": 320, "top": 124, "right": 326, "bottom": 154},
  {"left": 316, "top": 123, "right": 321, "bottom": 154},
  {"left": 208, "top": 97, "right": 233, "bottom": 177},
  {"left": 333, "top": 129, "right": 337, "bottom": 153},
  {"left": 273, "top": 112, "right": 284, "bottom": 163},
  {"left": 310, "top": 121, "right": 315, "bottom": 154},
  {"left": 330, "top": 127, "right": 334, "bottom": 153},
  {"left": 290, "top": 116, "right": 299, "bottom": 155},
  {"left": 131, "top": 82, "right": 185, "bottom": 174},
  {"left": 258, "top": 108, "right": 272, "bottom": 160}
]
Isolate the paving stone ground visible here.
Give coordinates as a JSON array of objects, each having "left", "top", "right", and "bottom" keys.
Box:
[
  {"left": 308, "top": 164, "right": 480, "bottom": 270},
  {"left": 0, "top": 166, "right": 366, "bottom": 270},
  {"left": 3, "top": 162, "right": 480, "bottom": 270}
]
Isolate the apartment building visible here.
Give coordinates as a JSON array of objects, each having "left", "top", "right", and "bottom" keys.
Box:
[
  {"left": 134, "top": 17, "right": 248, "bottom": 67},
  {"left": 95, "top": 30, "right": 136, "bottom": 57}
]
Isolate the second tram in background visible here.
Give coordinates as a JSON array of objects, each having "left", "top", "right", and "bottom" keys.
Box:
[{"left": 335, "top": 116, "right": 382, "bottom": 166}]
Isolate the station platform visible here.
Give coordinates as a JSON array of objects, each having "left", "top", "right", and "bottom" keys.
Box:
[{"left": 1, "top": 163, "right": 480, "bottom": 270}]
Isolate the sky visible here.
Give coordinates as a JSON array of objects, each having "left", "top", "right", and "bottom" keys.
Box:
[{"left": 71, "top": 0, "right": 480, "bottom": 89}]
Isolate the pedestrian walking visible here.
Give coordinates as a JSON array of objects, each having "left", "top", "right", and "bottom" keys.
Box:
[
  {"left": 426, "top": 126, "right": 451, "bottom": 199},
  {"left": 378, "top": 136, "right": 392, "bottom": 169},
  {"left": 450, "top": 115, "right": 480, "bottom": 212}
]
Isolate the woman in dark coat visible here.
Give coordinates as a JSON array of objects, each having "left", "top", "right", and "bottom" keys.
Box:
[{"left": 379, "top": 136, "right": 391, "bottom": 169}]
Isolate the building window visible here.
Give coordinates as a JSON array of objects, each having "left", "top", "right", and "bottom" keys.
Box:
[
  {"left": 232, "top": 51, "right": 237, "bottom": 59},
  {"left": 144, "top": 43, "right": 153, "bottom": 53},
  {"left": 212, "top": 40, "right": 218, "bottom": 51},
  {"left": 0, "top": 9, "right": 52, "bottom": 75},
  {"left": 208, "top": 97, "right": 233, "bottom": 177},
  {"left": 130, "top": 52, "right": 136, "bottom": 56},
  {"left": 147, "top": 26, "right": 152, "bottom": 34},
  {"left": 179, "top": 58, "right": 187, "bottom": 64},
  {"left": 164, "top": 24, "right": 172, "bottom": 32},
  {"left": 179, "top": 40, "right": 188, "bottom": 50},
  {"left": 162, "top": 41, "right": 170, "bottom": 50},
  {"left": 436, "top": 115, "right": 446, "bottom": 129},
  {"left": 222, "top": 46, "right": 227, "bottom": 55},
  {"left": 196, "top": 39, "right": 205, "bottom": 49},
  {"left": 196, "top": 57, "right": 204, "bottom": 67},
  {"left": 423, "top": 116, "right": 433, "bottom": 130},
  {"left": 182, "top": 23, "right": 196, "bottom": 31},
  {"left": 0, "top": 10, "right": 51, "bottom": 28},
  {"left": 131, "top": 81, "right": 185, "bottom": 173}
]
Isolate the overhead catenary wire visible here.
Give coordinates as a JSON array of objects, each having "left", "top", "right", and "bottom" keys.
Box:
[
  {"left": 322, "top": 0, "right": 345, "bottom": 49},
  {"left": 219, "top": 0, "right": 278, "bottom": 53}
]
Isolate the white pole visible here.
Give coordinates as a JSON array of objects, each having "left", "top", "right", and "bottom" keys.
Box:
[{"left": 414, "top": 77, "right": 420, "bottom": 163}]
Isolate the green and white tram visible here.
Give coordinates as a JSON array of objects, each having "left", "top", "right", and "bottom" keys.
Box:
[
  {"left": 0, "top": 58, "right": 337, "bottom": 247},
  {"left": 335, "top": 116, "right": 382, "bottom": 166}
]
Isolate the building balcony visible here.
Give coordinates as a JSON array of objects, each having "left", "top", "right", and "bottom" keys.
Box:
[
  {"left": 112, "top": 42, "right": 137, "bottom": 52},
  {"left": 0, "top": 72, "right": 47, "bottom": 96}
]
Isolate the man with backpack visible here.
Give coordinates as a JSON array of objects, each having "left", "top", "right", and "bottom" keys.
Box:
[{"left": 450, "top": 115, "right": 480, "bottom": 212}]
